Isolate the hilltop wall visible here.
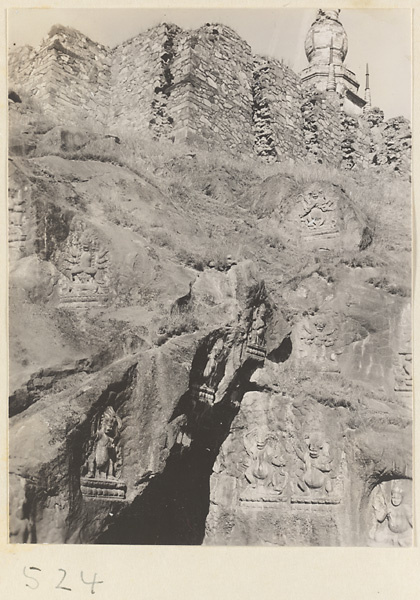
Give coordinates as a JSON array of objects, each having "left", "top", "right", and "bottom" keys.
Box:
[
  {"left": 110, "top": 24, "right": 181, "bottom": 138},
  {"left": 8, "top": 24, "right": 411, "bottom": 177},
  {"left": 169, "top": 24, "right": 255, "bottom": 153},
  {"left": 252, "top": 56, "right": 305, "bottom": 161},
  {"left": 9, "top": 27, "right": 111, "bottom": 127}
]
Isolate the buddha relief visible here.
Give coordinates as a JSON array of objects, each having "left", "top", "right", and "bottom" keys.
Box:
[
  {"left": 59, "top": 227, "right": 109, "bottom": 307},
  {"left": 240, "top": 426, "right": 288, "bottom": 501},
  {"left": 299, "top": 185, "right": 337, "bottom": 238},
  {"left": 80, "top": 405, "right": 126, "bottom": 499},
  {"left": 369, "top": 481, "right": 412, "bottom": 547},
  {"left": 246, "top": 305, "right": 267, "bottom": 361},
  {"left": 199, "top": 338, "right": 224, "bottom": 403},
  {"left": 292, "top": 431, "right": 342, "bottom": 504}
]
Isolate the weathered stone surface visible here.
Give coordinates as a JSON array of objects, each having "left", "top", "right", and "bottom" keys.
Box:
[
  {"left": 8, "top": 18, "right": 411, "bottom": 177},
  {"left": 8, "top": 14, "right": 411, "bottom": 547}
]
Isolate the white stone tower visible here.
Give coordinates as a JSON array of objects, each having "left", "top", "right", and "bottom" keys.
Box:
[{"left": 300, "top": 9, "right": 366, "bottom": 115}]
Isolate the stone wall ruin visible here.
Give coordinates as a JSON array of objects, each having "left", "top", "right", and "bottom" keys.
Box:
[{"left": 9, "top": 23, "right": 411, "bottom": 178}]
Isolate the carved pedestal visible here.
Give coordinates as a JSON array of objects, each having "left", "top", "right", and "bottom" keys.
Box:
[
  {"left": 198, "top": 384, "right": 216, "bottom": 403},
  {"left": 59, "top": 283, "right": 109, "bottom": 309},
  {"left": 240, "top": 486, "right": 287, "bottom": 504},
  {"left": 80, "top": 477, "right": 126, "bottom": 500},
  {"left": 246, "top": 342, "right": 267, "bottom": 361}
]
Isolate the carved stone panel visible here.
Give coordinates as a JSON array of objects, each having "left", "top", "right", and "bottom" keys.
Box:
[
  {"left": 246, "top": 305, "right": 267, "bottom": 361},
  {"left": 239, "top": 426, "right": 288, "bottom": 503},
  {"left": 58, "top": 223, "right": 110, "bottom": 308},
  {"left": 296, "top": 312, "right": 340, "bottom": 371},
  {"left": 394, "top": 304, "right": 412, "bottom": 397},
  {"left": 299, "top": 185, "right": 339, "bottom": 247},
  {"left": 291, "top": 431, "right": 343, "bottom": 504},
  {"left": 8, "top": 186, "right": 28, "bottom": 258},
  {"left": 197, "top": 338, "right": 224, "bottom": 403},
  {"left": 394, "top": 352, "right": 412, "bottom": 393},
  {"left": 367, "top": 480, "right": 412, "bottom": 547},
  {"left": 9, "top": 475, "right": 35, "bottom": 543},
  {"left": 80, "top": 406, "right": 126, "bottom": 500}
]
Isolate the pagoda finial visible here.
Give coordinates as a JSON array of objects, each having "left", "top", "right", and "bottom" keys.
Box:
[
  {"left": 317, "top": 9, "right": 341, "bottom": 22},
  {"left": 364, "top": 63, "right": 371, "bottom": 109},
  {"left": 326, "top": 37, "right": 336, "bottom": 92}
]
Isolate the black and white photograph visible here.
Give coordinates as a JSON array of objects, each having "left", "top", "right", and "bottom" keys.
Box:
[{"left": 7, "top": 6, "right": 412, "bottom": 548}]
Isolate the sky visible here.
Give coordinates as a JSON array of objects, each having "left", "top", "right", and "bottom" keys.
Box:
[{"left": 7, "top": 8, "right": 411, "bottom": 120}]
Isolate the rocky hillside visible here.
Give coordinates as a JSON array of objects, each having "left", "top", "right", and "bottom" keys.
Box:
[{"left": 8, "top": 86, "right": 412, "bottom": 546}]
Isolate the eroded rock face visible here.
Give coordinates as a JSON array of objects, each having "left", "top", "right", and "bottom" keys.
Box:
[
  {"left": 8, "top": 103, "right": 411, "bottom": 545},
  {"left": 9, "top": 253, "right": 291, "bottom": 543},
  {"left": 204, "top": 357, "right": 411, "bottom": 546}
]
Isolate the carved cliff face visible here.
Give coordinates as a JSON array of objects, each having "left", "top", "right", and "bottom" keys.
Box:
[{"left": 7, "top": 11, "right": 411, "bottom": 547}]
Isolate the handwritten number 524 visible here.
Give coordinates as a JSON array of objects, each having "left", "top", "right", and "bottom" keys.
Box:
[{"left": 23, "top": 566, "right": 104, "bottom": 594}]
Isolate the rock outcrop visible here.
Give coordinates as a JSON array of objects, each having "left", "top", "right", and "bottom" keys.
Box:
[{"left": 8, "top": 16, "right": 412, "bottom": 547}]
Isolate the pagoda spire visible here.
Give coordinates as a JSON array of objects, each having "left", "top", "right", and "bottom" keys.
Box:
[
  {"left": 364, "top": 63, "right": 371, "bottom": 109},
  {"left": 326, "top": 37, "right": 336, "bottom": 92}
]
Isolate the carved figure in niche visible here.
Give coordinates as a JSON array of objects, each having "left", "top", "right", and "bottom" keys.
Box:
[
  {"left": 203, "top": 338, "right": 224, "bottom": 387},
  {"left": 295, "top": 432, "right": 334, "bottom": 495},
  {"left": 199, "top": 338, "right": 224, "bottom": 402},
  {"left": 9, "top": 188, "right": 25, "bottom": 227},
  {"left": 394, "top": 352, "right": 412, "bottom": 392},
  {"left": 8, "top": 187, "right": 28, "bottom": 249},
  {"left": 299, "top": 312, "right": 339, "bottom": 368},
  {"left": 249, "top": 305, "right": 267, "bottom": 346},
  {"left": 68, "top": 237, "right": 108, "bottom": 292},
  {"left": 86, "top": 406, "right": 122, "bottom": 480},
  {"left": 302, "top": 315, "right": 336, "bottom": 346},
  {"left": 299, "top": 186, "right": 337, "bottom": 237},
  {"left": 370, "top": 482, "right": 412, "bottom": 547},
  {"left": 9, "top": 477, "right": 35, "bottom": 543},
  {"left": 59, "top": 228, "right": 109, "bottom": 306},
  {"left": 246, "top": 305, "right": 267, "bottom": 360},
  {"left": 70, "top": 241, "right": 98, "bottom": 286},
  {"left": 242, "top": 426, "right": 288, "bottom": 500}
]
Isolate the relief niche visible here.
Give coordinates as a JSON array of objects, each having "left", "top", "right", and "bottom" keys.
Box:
[
  {"left": 198, "top": 337, "right": 225, "bottom": 403},
  {"left": 8, "top": 185, "right": 29, "bottom": 259},
  {"left": 298, "top": 184, "right": 338, "bottom": 247},
  {"left": 58, "top": 222, "right": 110, "bottom": 308},
  {"left": 367, "top": 479, "right": 412, "bottom": 547},
  {"left": 80, "top": 404, "right": 126, "bottom": 499},
  {"left": 240, "top": 426, "right": 288, "bottom": 502},
  {"left": 292, "top": 430, "right": 344, "bottom": 504},
  {"left": 245, "top": 304, "right": 268, "bottom": 362}
]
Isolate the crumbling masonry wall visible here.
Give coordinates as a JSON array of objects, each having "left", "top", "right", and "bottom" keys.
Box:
[
  {"left": 9, "top": 26, "right": 111, "bottom": 127},
  {"left": 110, "top": 24, "right": 181, "bottom": 139},
  {"left": 252, "top": 56, "right": 305, "bottom": 162},
  {"left": 301, "top": 92, "right": 343, "bottom": 167},
  {"left": 168, "top": 24, "right": 255, "bottom": 153},
  {"left": 8, "top": 24, "right": 411, "bottom": 177}
]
